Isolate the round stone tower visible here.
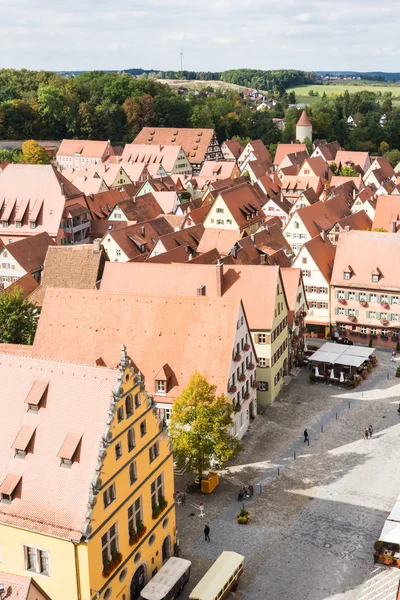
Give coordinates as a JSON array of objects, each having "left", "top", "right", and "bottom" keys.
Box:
[{"left": 296, "top": 110, "right": 312, "bottom": 143}]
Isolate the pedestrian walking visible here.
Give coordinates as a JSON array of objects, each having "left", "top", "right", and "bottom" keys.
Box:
[
  {"left": 368, "top": 424, "right": 373, "bottom": 438},
  {"left": 364, "top": 427, "right": 369, "bottom": 440},
  {"left": 392, "top": 350, "right": 396, "bottom": 362},
  {"left": 204, "top": 524, "right": 210, "bottom": 542},
  {"left": 304, "top": 429, "right": 308, "bottom": 443},
  {"left": 249, "top": 484, "right": 254, "bottom": 497}
]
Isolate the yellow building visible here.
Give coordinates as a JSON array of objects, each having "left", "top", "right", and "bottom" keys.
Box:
[
  {"left": 0, "top": 345, "right": 175, "bottom": 600},
  {"left": 203, "top": 182, "right": 265, "bottom": 235}
]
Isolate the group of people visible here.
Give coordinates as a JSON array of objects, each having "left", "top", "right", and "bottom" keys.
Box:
[
  {"left": 364, "top": 424, "right": 374, "bottom": 440},
  {"left": 237, "top": 485, "right": 254, "bottom": 501}
]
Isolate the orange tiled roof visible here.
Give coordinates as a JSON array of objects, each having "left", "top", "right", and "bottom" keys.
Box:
[
  {"left": 32, "top": 289, "right": 242, "bottom": 401},
  {"left": 100, "top": 263, "right": 281, "bottom": 329},
  {"left": 274, "top": 144, "right": 308, "bottom": 166},
  {"left": 132, "top": 128, "right": 217, "bottom": 165}
]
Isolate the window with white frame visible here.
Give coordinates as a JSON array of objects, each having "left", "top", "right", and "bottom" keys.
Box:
[
  {"left": 259, "top": 381, "right": 268, "bottom": 391},
  {"left": 23, "top": 546, "right": 50, "bottom": 575},
  {"left": 116, "top": 249, "right": 121, "bottom": 257},
  {"left": 381, "top": 312, "right": 388, "bottom": 319},
  {"left": 258, "top": 334, "right": 266, "bottom": 344},
  {"left": 320, "top": 302, "right": 327, "bottom": 309},
  {"left": 382, "top": 329, "right": 389, "bottom": 336},
  {"left": 311, "top": 301, "right": 317, "bottom": 308},
  {"left": 127, "top": 428, "right": 135, "bottom": 451},
  {"left": 101, "top": 523, "right": 119, "bottom": 565},
  {"left": 369, "top": 311, "right": 376, "bottom": 318},
  {"left": 151, "top": 473, "right": 164, "bottom": 508},
  {"left": 371, "top": 327, "right": 377, "bottom": 335},
  {"left": 258, "top": 358, "right": 267, "bottom": 367},
  {"left": 344, "top": 272, "right": 350, "bottom": 280},
  {"left": 360, "top": 293, "right": 367, "bottom": 301},
  {"left": 392, "top": 314, "right": 399, "bottom": 321},
  {"left": 393, "top": 296, "right": 399, "bottom": 305},
  {"left": 370, "top": 294, "right": 377, "bottom": 302},
  {"left": 311, "top": 286, "right": 317, "bottom": 293},
  {"left": 361, "top": 326, "right": 367, "bottom": 334},
  {"left": 302, "top": 270, "right": 309, "bottom": 277},
  {"left": 348, "top": 308, "right": 356, "bottom": 316},
  {"left": 156, "top": 380, "right": 166, "bottom": 395},
  {"left": 340, "top": 325, "right": 346, "bottom": 332},
  {"left": 349, "top": 292, "right": 356, "bottom": 300},
  {"left": 372, "top": 274, "right": 379, "bottom": 283},
  {"left": 381, "top": 295, "right": 388, "bottom": 302},
  {"left": 128, "top": 497, "right": 142, "bottom": 534},
  {"left": 338, "top": 290, "right": 345, "bottom": 299},
  {"left": 338, "top": 307, "right": 345, "bottom": 315}
]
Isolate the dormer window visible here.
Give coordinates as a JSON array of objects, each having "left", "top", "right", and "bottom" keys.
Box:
[
  {"left": 344, "top": 272, "right": 351, "bottom": 280},
  {"left": 57, "top": 433, "right": 82, "bottom": 468},
  {"left": 12, "top": 425, "right": 36, "bottom": 458},
  {"left": 154, "top": 363, "right": 173, "bottom": 396},
  {"left": 29, "top": 221, "right": 36, "bottom": 229},
  {"left": 372, "top": 274, "right": 379, "bottom": 283},
  {"left": 0, "top": 473, "right": 22, "bottom": 503},
  {"left": 25, "top": 380, "right": 48, "bottom": 412}
]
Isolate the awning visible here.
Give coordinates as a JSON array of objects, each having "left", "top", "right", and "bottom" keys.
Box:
[
  {"left": 310, "top": 342, "right": 374, "bottom": 368},
  {"left": 380, "top": 520, "right": 400, "bottom": 545}
]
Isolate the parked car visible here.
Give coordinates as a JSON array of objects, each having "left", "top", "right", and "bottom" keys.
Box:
[{"left": 335, "top": 336, "right": 354, "bottom": 346}]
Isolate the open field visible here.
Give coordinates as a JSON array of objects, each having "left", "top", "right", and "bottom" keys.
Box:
[
  {"left": 288, "top": 82, "right": 400, "bottom": 106},
  {"left": 158, "top": 79, "right": 246, "bottom": 92}
]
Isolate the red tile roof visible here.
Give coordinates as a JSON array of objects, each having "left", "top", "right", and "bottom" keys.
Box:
[
  {"left": 297, "top": 111, "right": 312, "bottom": 127},
  {"left": 133, "top": 128, "right": 218, "bottom": 165},
  {"left": 274, "top": 144, "right": 308, "bottom": 166}
]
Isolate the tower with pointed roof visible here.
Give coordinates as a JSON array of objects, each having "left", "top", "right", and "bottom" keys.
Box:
[{"left": 296, "top": 110, "right": 312, "bottom": 143}]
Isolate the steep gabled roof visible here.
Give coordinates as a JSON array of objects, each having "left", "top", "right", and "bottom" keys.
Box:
[
  {"left": 57, "top": 139, "right": 112, "bottom": 158},
  {"left": 0, "top": 351, "right": 118, "bottom": 539},
  {"left": 274, "top": 143, "right": 308, "bottom": 166},
  {"left": 105, "top": 217, "right": 174, "bottom": 260},
  {"left": 302, "top": 235, "right": 336, "bottom": 283},
  {"left": 3, "top": 232, "right": 56, "bottom": 272},
  {"left": 217, "top": 183, "right": 265, "bottom": 230},
  {"left": 133, "top": 128, "right": 217, "bottom": 165},
  {"left": 116, "top": 193, "right": 164, "bottom": 223},
  {"left": 29, "top": 244, "right": 106, "bottom": 306}
]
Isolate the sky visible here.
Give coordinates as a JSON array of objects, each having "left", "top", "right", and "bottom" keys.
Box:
[{"left": 1, "top": 0, "right": 400, "bottom": 73}]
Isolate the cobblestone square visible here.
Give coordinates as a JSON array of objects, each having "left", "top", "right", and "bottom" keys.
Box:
[{"left": 176, "top": 347, "right": 400, "bottom": 599}]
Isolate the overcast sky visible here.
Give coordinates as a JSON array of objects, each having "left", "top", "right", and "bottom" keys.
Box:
[{"left": 1, "top": 0, "right": 399, "bottom": 73}]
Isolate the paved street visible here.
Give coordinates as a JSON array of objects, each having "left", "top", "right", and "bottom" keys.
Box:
[{"left": 176, "top": 348, "right": 400, "bottom": 599}]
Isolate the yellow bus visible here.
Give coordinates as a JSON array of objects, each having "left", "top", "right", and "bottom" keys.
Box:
[{"left": 189, "top": 551, "right": 244, "bottom": 600}]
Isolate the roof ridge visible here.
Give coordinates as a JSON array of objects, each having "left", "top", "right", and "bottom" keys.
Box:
[
  {"left": 0, "top": 349, "right": 119, "bottom": 372},
  {"left": 44, "top": 287, "right": 242, "bottom": 302}
]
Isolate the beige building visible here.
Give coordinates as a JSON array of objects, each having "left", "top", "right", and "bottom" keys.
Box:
[
  {"left": 331, "top": 230, "right": 400, "bottom": 346},
  {"left": 57, "top": 139, "right": 114, "bottom": 170},
  {"left": 203, "top": 183, "right": 265, "bottom": 235}
]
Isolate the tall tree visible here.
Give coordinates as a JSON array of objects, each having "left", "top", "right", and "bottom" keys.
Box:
[
  {"left": 169, "top": 372, "right": 241, "bottom": 480},
  {"left": 20, "top": 139, "right": 50, "bottom": 164},
  {"left": 0, "top": 286, "right": 40, "bottom": 344}
]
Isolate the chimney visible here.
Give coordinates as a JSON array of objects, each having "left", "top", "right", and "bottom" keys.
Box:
[
  {"left": 251, "top": 233, "right": 255, "bottom": 243},
  {"left": 60, "top": 182, "right": 65, "bottom": 196},
  {"left": 344, "top": 225, "right": 350, "bottom": 233},
  {"left": 93, "top": 238, "right": 101, "bottom": 253},
  {"left": 320, "top": 230, "right": 326, "bottom": 241},
  {"left": 197, "top": 284, "right": 206, "bottom": 296},
  {"left": 141, "top": 226, "right": 145, "bottom": 237},
  {"left": 89, "top": 192, "right": 94, "bottom": 200},
  {"left": 216, "top": 260, "right": 223, "bottom": 298},
  {"left": 260, "top": 254, "right": 266, "bottom": 264},
  {"left": 353, "top": 188, "right": 356, "bottom": 199},
  {"left": 231, "top": 245, "right": 238, "bottom": 259}
]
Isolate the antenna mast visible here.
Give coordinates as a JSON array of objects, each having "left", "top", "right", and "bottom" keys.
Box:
[{"left": 180, "top": 51, "right": 184, "bottom": 72}]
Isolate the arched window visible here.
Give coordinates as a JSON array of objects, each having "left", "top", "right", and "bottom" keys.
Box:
[
  {"left": 125, "top": 395, "right": 133, "bottom": 418},
  {"left": 129, "top": 461, "right": 137, "bottom": 485},
  {"left": 127, "top": 428, "right": 135, "bottom": 452}
]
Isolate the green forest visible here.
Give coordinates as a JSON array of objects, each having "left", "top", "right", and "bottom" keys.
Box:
[{"left": 1, "top": 69, "right": 400, "bottom": 162}]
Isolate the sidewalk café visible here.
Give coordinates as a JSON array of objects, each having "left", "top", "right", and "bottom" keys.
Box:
[
  {"left": 308, "top": 342, "right": 377, "bottom": 387},
  {"left": 375, "top": 501, "right": 400, "bottom": 567}
]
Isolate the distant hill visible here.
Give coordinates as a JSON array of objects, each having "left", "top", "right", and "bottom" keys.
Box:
[{"left": 315, "top": 71, "right": 400, "bottom": 82}]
